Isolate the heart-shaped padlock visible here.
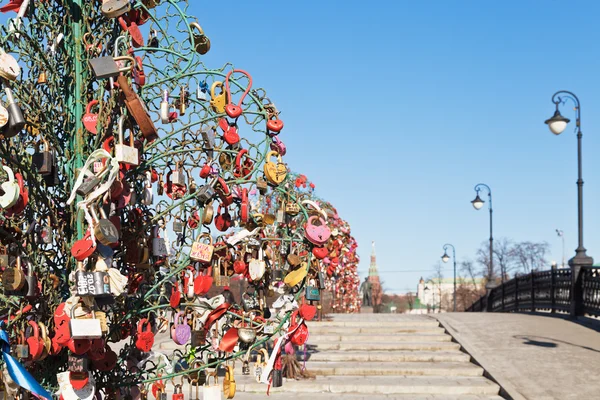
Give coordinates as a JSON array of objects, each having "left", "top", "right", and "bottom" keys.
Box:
[
  {"left": 82, "top": 100, "right": 99, "bottom": 134},
  {"left": 312, "top": 246, "right": 328, "bottom": 259}
]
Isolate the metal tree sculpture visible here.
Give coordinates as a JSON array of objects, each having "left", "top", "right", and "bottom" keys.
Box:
[{"left": 0, "top": 1, "right": 331, "bottom": 398}]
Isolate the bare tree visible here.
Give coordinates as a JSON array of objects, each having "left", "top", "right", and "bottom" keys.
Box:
[
  {"left": 512, "top": 241, "right": 550, "bottom": 274},
  {"left": 494, "top": 238, "right": 516, "bottom": 282},
  {"left": 461, "top": 260, "right": 478, "bottom": 286},
  {"left": 428, "top": 262, "right": 444, "bottom": 312},
  {"left": 476, "top": 242, "right": 495, "bottom": 281},
  {"left": 406, "top": 292, "right": 414, "bottom": 312},
  {"left": 457, "top": 260, "right": 486, "bottom": 311}
]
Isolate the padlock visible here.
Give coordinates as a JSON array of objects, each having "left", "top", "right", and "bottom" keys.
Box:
[
  {"left": 101, "top": 0, "right": 131, "bottom": 19},
  {"left": 152, "top": 224, "right": 169, "bottom": 257},
  {"left": 68, "top": 353, "right": 89, "bottom": 373},
  {"left": 174, "top": 85, "right": 188, "bottom": 115},
  {"left": 147, "top": 29, "right": 159, "bottom": 50},
  {"left": 271, "top": 369, "right": 283, "bottom": 388},
  {"left": 76, "top": 163, "right": 112, "bottom": 197},
  {"left": 3, "top": 87, "right": 25, "bottom": 137},
  {"left": 25, "top": 260, "right": 38, "bottom": 298},
  {"left": 190, "top": 22, "right": 210, "bottom": 55},
  {"left": 196, "top": 177, "right": 217, "bottom": 204},
  {"left": 37, "top": 70, "right": 47, "bottom": 84},
  {"left": 172, "top": 384, "right": 184, "bottom": 400},
  {"left": 214, "top": 258, "right": 230, "bottom": 287},
  {"left": 115, "top": 116, "right": 139, "bottom": 166},
  {"left": 38, "top": 217, "right": 54, "bottom": 243},
  {"left": 0, "top": 245, "right": 8, "bottom": 269},
  {"left": 201, "top": 128, "right": 215, "bottom": 159},
  {"left": 190, "top": 316, "right": 206, "bottom": 347},
  {"left": 13, "top": 331, "right": 29, "bottom": 359},
  {"left": 88, "top": 55, "right": 133, "bottom": 79},
  {"left": 210, "top": 81, "right": 227, "bottom": 114},
  {"left": 197, "top": 81, "right": 208, "bottom": 101},
  {"left": 160, "top": 89, "right": 170, "bottom": 123},
  {"left": 2, "top": 256, "right": 25, "bottom": 293},
  {"left": 171, "top": 164, "right": 186, "bottom": 187},
  {"left": 31, "top": 138, "right": 54, "bottom": 175},
  {"left": 91, "top": 206, "right": 120, "bottom": 246},
  {"left": 69, "top": 304, "right": 102, "bottom": 339},
  {"left": 305, "top": 285, "right": 320, "bottom": 302},
  {"left": 0, "top": 166, "right": 21, "bottom": 209},
  {"left": 256, "top": 177, "right": 268, "bottom": 194},
  {"left": 190, "top": 234, "right": 214, "bottom": 263}
]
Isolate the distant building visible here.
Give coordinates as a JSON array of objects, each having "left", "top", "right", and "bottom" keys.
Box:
[
  {"left": 407, "top": 277, "right": 485, "bottom": 313},
  {"left": 368, "top": 241, "right": 383, "bottom": 308}
]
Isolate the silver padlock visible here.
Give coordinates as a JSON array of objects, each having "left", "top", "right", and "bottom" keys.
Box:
[
  {"left": 114, "top": 116, "right": 139, "bottom": 166},
  {"left": 170, "top": 165, "right": 186, "bottom": 187}
]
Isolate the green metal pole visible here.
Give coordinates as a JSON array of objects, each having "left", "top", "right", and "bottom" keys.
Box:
[{"left": 70, "top": 0, "right": 85, "bottom": 240}]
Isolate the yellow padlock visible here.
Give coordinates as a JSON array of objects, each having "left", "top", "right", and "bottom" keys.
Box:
[
  {"left": 263, "top": 151, "right": 287, "bottom": 185},
  {"left": 210, "top": 81, "right": 227, "bottom": 114}
]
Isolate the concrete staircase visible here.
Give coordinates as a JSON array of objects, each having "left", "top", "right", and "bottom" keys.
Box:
[{"left": 235, "top": 314, "right": 503, "bottom": 399}]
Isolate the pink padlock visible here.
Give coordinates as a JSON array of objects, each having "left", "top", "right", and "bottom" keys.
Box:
[{"left": 270, "top": 136, "right": 286, "bottom": 156}]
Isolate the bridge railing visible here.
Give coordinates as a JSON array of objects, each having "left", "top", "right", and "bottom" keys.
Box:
[{"left": 466, "top": 267, "right": 600, "bottom": 317}]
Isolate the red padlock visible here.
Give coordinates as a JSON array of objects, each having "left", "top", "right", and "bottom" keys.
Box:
[
  {"left": 26, "top": 321, "right": 44, "bottom": 361},
  {"left": 170, "top": 285, "right": 181, "bottom": 308},
  {"left": 118, "top": 16, "right": 144, "bottom": 48},
  {"left": 240, "top": 188, "right": 249, "bottom": 223},
  {"left": 216, "top": 177, "right": 233, "bottom": 206},
  {"left": 199, "top": 162, "right": 211, "bottom": 179},
  {"left": 234, "top": 149, "right": 253, "bottom": 178},
  {"left": 219, "top": 117, "right": 240, "bottom": 145},
  {"left": 92, "top": 347, "right": 117, "bottom": 371},
  {"left": 133, "top": 56, "right": 146, "bottom": 87},
  {"left": 135, "top": 318, "right": 155, "bottom": 352},
  {"left": 71, "top": 231, "right": 96, "bottom": 261},
  {"left": 87, "top": 338, "right": 107, "bottom": 361},
  {"left": 224, "top": 69, "right": 252, "bottom": 118},
  {"left": 67, "top": 338, "right": 91, "bottom": 356},
  {"left": 267, "top": 117, "right": 284, "bottom": 133},
  {"left": 313, "top": 246, "right": 328, "bottom": 260},
  {"left": 214, "top": 204, "right": 232, "bottom": 232},
  {"left": 82, "top": 100, "right": 99, "bottom": 134}
]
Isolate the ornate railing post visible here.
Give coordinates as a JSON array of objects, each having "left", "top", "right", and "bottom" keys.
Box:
[
  {"left": 531, "top": 272, "right": 536, "bottom": 312},
  {"left": 501, "top": 283, "right": 505, "bottom": 311},
  {"left": 551, "top": 265, "right": 556, "bottom": 314},
  {"left": 571, "top": 265, "right": 584, "bottom": 317},
  {"left": 485, "top": 281, "right": 496, "bottom": 312},
  {"left": 515, "top": 274, "right": 519, "bottom": 312}
]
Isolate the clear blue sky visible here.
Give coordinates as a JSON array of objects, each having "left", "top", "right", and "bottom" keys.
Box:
[{"left": 190, "top": 0, "right": 600, "bottom": 293}]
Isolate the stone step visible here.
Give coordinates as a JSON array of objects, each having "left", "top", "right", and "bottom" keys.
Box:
[
  {"left": 312, "top": 341, "right": 461, "bottom": 351},
  {"left": 302, "top": 350, "right": 470, "bottom": 363},
  {"left": 233, "top": 393, "right": 505, "bottom": 400},
  {"left": 308, "top": 320, "right": 440, "bottom": 328},
  {"left": 307, "top": 361, "right": 483, "bottom": 377},
  {"left": 307, "top": 326, "right": 446, "bottom": 334},
  {"left": 309, "top": 333, "right": 452, "bottom": 343},
  {"left": 238, "top": 375, "right": 500, "bottom": 395}
]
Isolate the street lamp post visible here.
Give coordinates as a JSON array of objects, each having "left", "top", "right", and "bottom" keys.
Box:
[
  {"left": 441, "top": 244, "right": 456, "bottom": 312},
  {"left": 545, "top": 91, "right": 594, "bottom": 317},
  {"left": 556, "top": 229, "right": 565, "bottom": 269},
  {"left": 471, "top": 184, "right": 494, "bottom": 281}
]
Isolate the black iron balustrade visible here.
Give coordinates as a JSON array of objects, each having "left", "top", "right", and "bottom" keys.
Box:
[{"left": 466, "top": 267, "right": 599, "bottom": 317}]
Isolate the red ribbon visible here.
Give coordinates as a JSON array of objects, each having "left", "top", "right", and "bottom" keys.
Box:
[
  {"left": 218, "top": 327, "right": 239, "bottom": 353},
  {"left": 204, "top": 303, "right": 230, "bottom": 332}
]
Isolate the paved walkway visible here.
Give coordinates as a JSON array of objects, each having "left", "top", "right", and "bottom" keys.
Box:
[{"left": 436, "top": 313, "right": 600, "bottom": 400}]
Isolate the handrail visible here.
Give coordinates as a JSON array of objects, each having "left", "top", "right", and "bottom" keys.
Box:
[{"left": 466, "top": 266, "right": 600, "bottom": 318}]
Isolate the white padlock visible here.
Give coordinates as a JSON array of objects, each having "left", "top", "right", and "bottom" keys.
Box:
[{"left": 114, "top": 115, "right": 139, "bottom": 166}]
